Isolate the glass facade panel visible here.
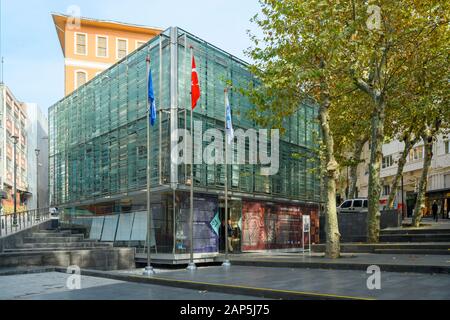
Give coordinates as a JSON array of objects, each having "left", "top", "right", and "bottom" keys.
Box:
[{"left": 49, "top": 27, "right": 321, "bottom": 255}]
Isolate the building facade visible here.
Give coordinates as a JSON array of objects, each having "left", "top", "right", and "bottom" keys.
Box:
[
  {"left": 52, "top": 13, "right": 162, "bottom": 95},
  {"left": 49, "top": 27, "right": 321, "bottom": 262},
  {"left": 344, "top": 136, "right": 450, "bottom": 218},
  {"left": 379, "top": 136, "right": 450, "bottom": 218},
  {"left": 0, "top": 84, "right": 29, "bottom": 214},
  {"left": 25, "top": 103, "right": 49, "bottom": 210}
]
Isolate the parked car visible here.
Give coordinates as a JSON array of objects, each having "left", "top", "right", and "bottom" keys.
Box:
[{"left": 337, "top": 198, "right": 368, "bottom": 214}]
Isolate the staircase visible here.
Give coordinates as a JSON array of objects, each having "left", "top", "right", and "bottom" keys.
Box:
[
  {"left": 379, "top": 228, "right": 450, "bottom": 243},
  {"left": 0, "top": 228, "right": 135, "bottom": 270},
  {"left": 313, "top": 226, "right": 450, "bottom": 255}
]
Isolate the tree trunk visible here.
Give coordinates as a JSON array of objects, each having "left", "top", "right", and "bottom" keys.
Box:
[
  {"left": 367, "top": 98, "right": 385, "bottom": 243},
  {"left": 348, "top": 137, "right": 367, "bottom": 199},
  {"left": 387, "top": 137, "right": 417, "bottom": 209},
  {"left": 412, "top": 134, "right": 433, "bottom": 227},
  {"left": 319, "top": 103, "right": 341, "bottom": 259}
]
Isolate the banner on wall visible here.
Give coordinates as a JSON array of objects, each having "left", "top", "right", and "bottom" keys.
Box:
[
  {"left": 241, "top": 201, "right": 319, "bottom": 251},
  {"left": 210, "top": 212, "right": 221, "bottom": 236}
]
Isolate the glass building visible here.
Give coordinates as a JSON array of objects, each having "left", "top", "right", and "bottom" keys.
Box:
[{"left": 49, "top": 27, "right": 321, "bottom": 262}]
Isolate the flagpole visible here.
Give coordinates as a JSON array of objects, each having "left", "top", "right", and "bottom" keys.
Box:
[
  {"left": 187, "top": 46, "right": 197, "bottom": 271},
  {"left": 222, "top": 88, "right": 231, "bottom": 267},
  {"left": 144, "top": 54, "right": 155, "bottom": 276}
]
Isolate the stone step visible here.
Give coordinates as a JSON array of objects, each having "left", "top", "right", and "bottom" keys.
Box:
[
  {"left": 312, "top": 243, "right": 450, "bottom": 253},
  {"left": 23, "top": 235, "right": 85, "bottom": 243},
  {"left": 380, "top": 234, "right": 450, "bottom": 242},
  {"left": 31, "top": 232, "right": 82, "bottom": 238},
  {"left": 17, "top": 241, "right": 112, "bottom": 249},
  {"left": 0, "top": 248, "right": 135, "bottom": 270},
  {"left": 36, "top": 229, "right": 72, "bottom": 234},
  {"left": 4, "top": 245, "right": 113, "bottom": 253},
  {"left": 381, "top": 228, "right": 450, "bottom": 235},
  {"left": 373, "top": 248, "right": 450, "bottom": 255}
]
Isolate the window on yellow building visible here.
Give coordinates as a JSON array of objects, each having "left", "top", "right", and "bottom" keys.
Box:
[
  {"left": 75, "top": 70, "right": 87, "bottom": 89},
  {"left": 75, "top": 33, "right": 87, "bottom": 55},
  {"left": 97, "top": 36, "right": 108, "bottom": 57},
  {"left": 117, "top": 39, "right": 128, "bottom": 59},
  {"left": 136, "top": 41, "right": 146, "bottom": 49}
]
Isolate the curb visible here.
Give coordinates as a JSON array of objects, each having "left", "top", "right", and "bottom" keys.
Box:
[{"left": 228, "top": 259, "right": 450, "bottom": 274}]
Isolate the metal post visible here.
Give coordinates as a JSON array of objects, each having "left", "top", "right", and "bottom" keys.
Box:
[
  {"left": 187, "top": 98, "right": 197, "bottom": 271},
  {"left": 401, "top": 174, "right": 405, "bottom": 220},
  {"left": 143, "top": 54, "right": 155, "bottom": 276},
  {"left": 222, "top": 88, "right": 231, "bottom": 268},
  {"left": 302, "top": 223, "right": 304, "bottom": 253},
  {"left": 187, "top": 46, "right": 196, "bottom": 271},
  {"left": 35, "top": 149, "right": 40, "bottom": 221},
  {"left": 308, "top": 227, "right": 311, "bottom": 256},
  {"left": 11, "top": 135, "right": 18, "bottom": 227}
]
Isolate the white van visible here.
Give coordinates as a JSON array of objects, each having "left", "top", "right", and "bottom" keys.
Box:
[{"left": 337, "top": 198, "right": 368, "bottom": 214}]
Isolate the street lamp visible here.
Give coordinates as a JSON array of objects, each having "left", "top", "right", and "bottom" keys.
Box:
[
  {"left": 11, "top": 135, "right": 19, "bottom": 227},
  {"left": 35, "top": 149, "right": 40, "bottom": 221}
]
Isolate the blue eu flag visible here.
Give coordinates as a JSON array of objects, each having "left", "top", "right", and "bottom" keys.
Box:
[{"left": 148, "top": 68, "right": 157, "bottom": 126}]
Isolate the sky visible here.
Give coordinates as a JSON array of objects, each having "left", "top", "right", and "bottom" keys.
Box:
[{"left": 0, "top": 0, "right": 262, "bottom": 116}]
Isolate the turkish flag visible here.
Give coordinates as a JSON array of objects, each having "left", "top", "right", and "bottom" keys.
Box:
[{"left": 191, "top": 56, "right": 201, "bottom": 109}]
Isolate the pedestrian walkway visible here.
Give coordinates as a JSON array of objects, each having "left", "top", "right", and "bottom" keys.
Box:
[
  {"left": 146, "top": 265, "right": 450, "bottom": 300},
  {"left": 89, "top": 265, "right": 450, "bottom": 300},
  {"left": 0, "top": 271, "right": 266, "bottom": 300},
  {"left": 1, "top": 260, "right": 449, "bottom": 299},
  {"left": 390, "top": 217, "right": 450, "bottom": 230},
  {"left": 219, "top": 252, "right": 450, "bottom": 274}
]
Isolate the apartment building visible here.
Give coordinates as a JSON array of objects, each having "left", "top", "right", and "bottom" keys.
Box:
[
  {"left": 379, "top": 136, "right": 450, "bottom": 217},
  {"left": 343, "top": 136, "right": 450, "bottom": 218},
  {"left": 52, "top": 13, "right": 162, "bottom": 95},
  {"left": 0, "top": 84, "right": 29, "bottom": 214}
]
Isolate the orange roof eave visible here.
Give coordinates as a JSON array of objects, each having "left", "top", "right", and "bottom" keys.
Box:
[
  {"left": 51, "top": 13, "right": 163, "bottom": 57},
  {"left": 52, "top": 14, "right": 67, "bottom": 55}
]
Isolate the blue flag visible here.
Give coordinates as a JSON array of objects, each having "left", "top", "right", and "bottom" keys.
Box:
[
  {"left": 148, "top": 68, "right": 157, "bottom": 126},
  {"left": 225, "top": 92, "right": 234, "bottom": 144}
]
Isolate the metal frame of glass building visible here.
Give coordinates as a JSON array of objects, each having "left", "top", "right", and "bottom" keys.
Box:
[{"left": 49, "top": 27, "right": 321, "bottom": 263}]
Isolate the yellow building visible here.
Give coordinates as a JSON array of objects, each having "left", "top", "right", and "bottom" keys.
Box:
[{"left": 52, "top": 13, "right": 162, "bottom": 95}]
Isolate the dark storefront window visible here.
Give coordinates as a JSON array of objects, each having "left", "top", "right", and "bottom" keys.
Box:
[{"left": 241, "top": 200, "right": 319, "bottom": 251}]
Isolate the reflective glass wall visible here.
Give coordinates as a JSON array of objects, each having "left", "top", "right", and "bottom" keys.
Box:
[{"left": 49, "top": 27, "right": 321, "bottom": 254}]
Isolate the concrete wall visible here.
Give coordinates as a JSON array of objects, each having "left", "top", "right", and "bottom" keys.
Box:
[{"left": 319, "top": 210, "right": 402, "bottom": 243}]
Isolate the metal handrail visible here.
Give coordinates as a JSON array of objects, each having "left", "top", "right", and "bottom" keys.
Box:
[{"left": 0, "top": 207, "right": 51, "bottom": 238}]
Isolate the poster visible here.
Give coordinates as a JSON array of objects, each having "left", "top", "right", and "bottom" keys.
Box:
[
  {"left": 303, "top": 215, "right": 311, "bottom": 233},
  {"left": 241, "top": 201, "right": 319, "bottom": 251}
]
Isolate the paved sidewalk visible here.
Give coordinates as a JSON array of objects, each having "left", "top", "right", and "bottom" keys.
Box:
[
  {"left": 397, "top": 217, "right": 450, "bottom": 229},
  {"left": 0, "top": 271, "right": 266, "bottom": 300},
  {"left": 108, "top": 265, "right": 450, "bottom": 300},
  {"left": 219, "top": 252, "right": 450, "bottom": 274}
]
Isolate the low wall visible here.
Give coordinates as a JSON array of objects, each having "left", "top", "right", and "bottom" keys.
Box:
[
  {"left": 0, "top": 248, "right": 135, "bottom": 271},
  {"left": 0, "top": 220, "right": 52, "bottom": 252},
  {"left": 319, "top": 209, "right": 402, "bottom": 243}
]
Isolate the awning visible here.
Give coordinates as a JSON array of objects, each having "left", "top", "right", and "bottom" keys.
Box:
[{"left": 426, "top": 188, "right": 450, "bottom": 196}]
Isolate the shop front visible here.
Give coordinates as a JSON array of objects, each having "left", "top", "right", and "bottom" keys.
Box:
[
  {"left": 241, "top": 200, "right": 319, "bottom": 251},
  {"left": 426, "top": 189, "right": 450, "bottom": 219}
]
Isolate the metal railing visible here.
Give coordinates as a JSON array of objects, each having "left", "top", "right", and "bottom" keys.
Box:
[{"left": 0, "top": 208, "right": 51, "bottom": 238}]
